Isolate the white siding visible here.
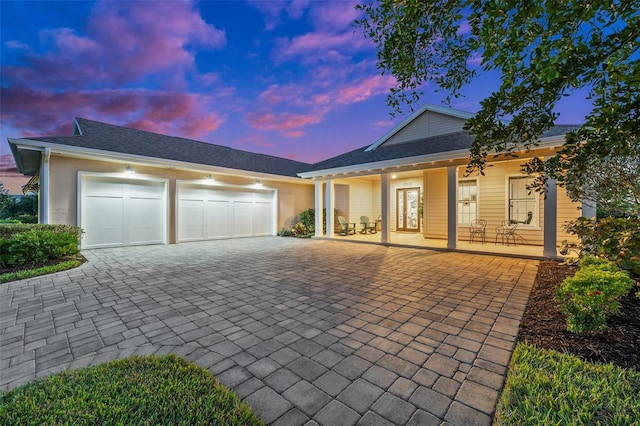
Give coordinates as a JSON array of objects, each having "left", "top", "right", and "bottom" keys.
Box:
[
  {"left": 383, "top": 111, "right": 466, "bottom": 146},
  {"left": 424, "top": 169, "right": 448, "bottom": 239}
]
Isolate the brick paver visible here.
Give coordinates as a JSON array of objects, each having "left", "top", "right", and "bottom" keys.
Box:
[{"left": 0, "top": 237, "right": 538, "bottom": 425}]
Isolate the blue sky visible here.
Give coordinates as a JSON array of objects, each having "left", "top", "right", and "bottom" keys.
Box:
[{"left": 0, "top": 0, "right": 592, "bottom": 192}]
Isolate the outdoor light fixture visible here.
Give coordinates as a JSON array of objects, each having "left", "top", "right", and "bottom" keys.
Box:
[
  {"left": 205, "top": 174, "right": 214, "bottom": 182},
  {"left": 255, "top": 180, "right": 262, "bottom": 186},
  {"left": 391, "top": 174, "right": 397, "bottom": 179},
  {"left": 124, "top": 165, "right": 135, "bottom": 174}
]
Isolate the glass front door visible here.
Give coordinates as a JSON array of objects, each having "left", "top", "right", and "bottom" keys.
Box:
[{"left": 396, "top": 187, "right": 420, "bottom": 232}]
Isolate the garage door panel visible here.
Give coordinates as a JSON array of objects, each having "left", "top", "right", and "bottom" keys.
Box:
[
  {"left": 130, "top": 198, "right": 164, "bottom": 244},
  {"left": 232, "top": 201, "right": 253, "bottom": 237},
  {"left": 178, "top": 199, "right": 205, "bottom": 241},
  {"left": 83, "top": 196, "right": 124, "bottom": 247},
  {"left": 253, "top": 202, "right": 272, "bottom": 235},
  {"left": 207, "top": 200, "right": 230, "bottom": 238}
]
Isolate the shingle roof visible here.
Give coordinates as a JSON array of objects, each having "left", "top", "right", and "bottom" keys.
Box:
[
  {"left": 29, "top": 118, "right": 312, "bottom": 178},
  {"left": 308, "top": 125, "right": 581, "bottom": 172}
]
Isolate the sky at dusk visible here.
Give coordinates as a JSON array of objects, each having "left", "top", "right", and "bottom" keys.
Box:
[{"left": 1, "top": 0, "right": 593, "bottom": 192}]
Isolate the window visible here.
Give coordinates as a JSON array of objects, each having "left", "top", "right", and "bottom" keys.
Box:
[
  {"left": 508, "top": 176, "right": 538, "bottom": 226},
  {"left": 458, "top": 179, "right": 477, "bottom": 224}
]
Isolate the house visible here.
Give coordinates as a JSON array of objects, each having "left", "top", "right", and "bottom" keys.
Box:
[
  {"left": 9, "top": 118, "right": 315, "bottom": 249},
  {"left": 9, "top": 105, "right": 590, "bottom": 257},
  {"left": 298, "top": 104, "right": 591, "bottom": 258}
]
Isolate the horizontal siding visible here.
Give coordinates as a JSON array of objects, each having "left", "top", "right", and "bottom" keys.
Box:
[
  {"left": 424, "top": 168, "right": 448, "bottom": 239},
  {"left": 346, "top": 179, "right": 378, "bottom": 226},
  {"left": 557, "top": 187, "right": 581, "bottom": 245},
  {"left": 384, "top": 111, "right": 466, "bottom": 146}
]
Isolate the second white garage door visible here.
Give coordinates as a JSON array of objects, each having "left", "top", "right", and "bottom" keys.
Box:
[{"left": 177, "top": 184, "right": 274, "bottom": 242}]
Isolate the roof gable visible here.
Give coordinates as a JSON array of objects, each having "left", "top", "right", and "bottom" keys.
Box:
[{"left": 366, "top": 104, "right": 475, "bottom": 151}]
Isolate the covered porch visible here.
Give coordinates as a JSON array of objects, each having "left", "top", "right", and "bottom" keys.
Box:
[{"left": 311, "top": 157, "right": 591, "bottom": 259}]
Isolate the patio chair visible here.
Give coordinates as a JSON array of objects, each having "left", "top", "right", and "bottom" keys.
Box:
[
  {"left": 468, "top": 219, "right": 487, "bottom": 243},
  {"left": 359, "top": 216, "right": 377, "bottom": 234},
  {"left": 336, "top": 216, "right": 356, "bottom": 236},
  {"left": 495, "top": 220, "right": 518, "bottom": 246}
]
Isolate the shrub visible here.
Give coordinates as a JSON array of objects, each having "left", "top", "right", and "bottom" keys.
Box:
[
  {"left": 555, "top": 257, "right": 634, "bottom": 334},
  {"left": 278, "top": 227, "right": 294, "bottom": 237},
  {"left": 565, "top": 217, "right": 640, "bottom": 277},
  {"left": 299, "top": 208, "right": 315, "bottom": 233},
  {"left": 0, "top": 225, "right": 82, "bottom": 269}
]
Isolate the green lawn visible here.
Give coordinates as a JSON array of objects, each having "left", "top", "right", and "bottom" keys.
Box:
[
  {"left": 0, "top": 354, "right": 264, "bottom": 425},
  {"left": 0, "top": 258, "right": 82, "bottom": 283},
  {"left": 495, "top": 343, "right": 640, "bottom": 425}
]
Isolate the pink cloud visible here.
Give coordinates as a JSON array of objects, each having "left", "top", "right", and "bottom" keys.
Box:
[
  {"left": 1, "top": 87, "right": 225, "bottom": 141},
  {"left": 276, "top": 32, "right": 367, "bottom": 61},
  {"left": 372, "top": 120, "right": 395, "bottom": 128},
  {"left": 246, "top": 110, "right": 323, "bottom": 136},
  {"left": 336, "top": 75, "right": 396, "bottom": 104},
  {"left": 3, "top": 0, "right": 225, "bottom": 90},
  {"left": 310, "top": 1, "right": 361, "bottom": 31},
  {"left": 234, "top": 135, "right": 275, "bottom": 148}
]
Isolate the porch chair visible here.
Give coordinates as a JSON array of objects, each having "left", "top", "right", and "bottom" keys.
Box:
[
  {"left": 468, "top": 219, "right": 487, "bottom": 243},
  {"left": 359, "top": 216, "right": 377, "bottom": 234},
  {"left": 495, "top": 220, "right": 518, "bottom": 246},
  {"left": 336, "top": 216, "right": 356, "bottom": 236}
]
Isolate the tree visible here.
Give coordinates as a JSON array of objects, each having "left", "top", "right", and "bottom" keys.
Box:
[
  {"left": 0, "top": 182, "right": 16, "bottom": 219},
  {"left": 356, "top": 0, "right": 640, "bottom": 215}
]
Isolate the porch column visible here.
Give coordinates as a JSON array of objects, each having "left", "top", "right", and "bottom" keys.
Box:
[
  {"left": 447, "top": 166, "right": 457, "bottom": 250},
  {"left": 543, "top": 177, "right": 558, "bottom": 258},
  {"left": 39, "top": 148, "right": 50, "bottom": 224},
  {"left": 325, "top": 179, "right": 334, "bottom": 237},
  {"left": 381, "top": 173, "right": 390, "bottom": 244},
  {"left": 582, "top": 199, "right": 597, "bottom": 219},
  {"left": 314, "top": 180, "right": 324, "bottom": 237}
]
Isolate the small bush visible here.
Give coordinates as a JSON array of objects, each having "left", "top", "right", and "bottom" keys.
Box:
[
  {"left": 0, "top": 225, "right": 82, "bottom": 270},
  {"left": 299, "top": 208, "right": 315, "bottom": 233},
  {"left": 278, "top": 227, "right": 294, "bottom": 237},
  {"left": 555, "top": 257, "right": 634, "bottom": 334}
]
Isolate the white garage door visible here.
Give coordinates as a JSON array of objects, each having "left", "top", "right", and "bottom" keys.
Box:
[
  {"left": 178, "top": 184, "right": 274, "bottom": 242},
  {"left": 81, "top": 175, "right": 167, "bottom": 249}
]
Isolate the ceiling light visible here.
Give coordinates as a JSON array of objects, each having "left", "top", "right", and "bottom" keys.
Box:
[{"left": 391, "top": 174, "right": 397, "bottom": 179}]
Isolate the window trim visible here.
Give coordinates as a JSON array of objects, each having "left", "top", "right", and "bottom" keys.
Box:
[
  {"left": 457, "top": 177, "right": 479, "bottom": 225},
  {"left": 504, "top": 174, "right": 540, "bottom": 230}
]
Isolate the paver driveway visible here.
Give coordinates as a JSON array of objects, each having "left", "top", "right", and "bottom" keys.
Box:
[{"left": 0, "top": 237, "right": 538, "bottom": 425}]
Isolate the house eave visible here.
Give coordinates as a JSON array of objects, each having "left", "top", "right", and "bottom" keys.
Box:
[{"left": 299, "top": 135, "right": 566, "bottom": 179}]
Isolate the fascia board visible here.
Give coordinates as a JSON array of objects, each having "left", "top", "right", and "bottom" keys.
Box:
[
  {"left": 11, "top": 138, "right": 312, "bottom": 185},
  {"left": 299, "top": 135, "right": 566, "bottom": 179}
]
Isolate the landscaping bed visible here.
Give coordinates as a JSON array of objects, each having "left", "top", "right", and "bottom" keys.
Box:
[{"left": 518, "top": 260, "right": 640, "bottom": 371}]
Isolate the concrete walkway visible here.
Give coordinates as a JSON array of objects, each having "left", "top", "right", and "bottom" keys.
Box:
[{"left": 0, "top": 238, "right": 538, "bottom": 425}]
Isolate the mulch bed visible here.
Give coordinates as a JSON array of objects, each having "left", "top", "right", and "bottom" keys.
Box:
[
  {"left": 0, "top": 256, "right": 86, "bottom": 276},
  {"left": 517, "top": 260, "right": 640, "bottom": 371}
]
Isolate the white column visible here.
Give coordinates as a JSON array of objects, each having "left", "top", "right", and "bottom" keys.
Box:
[
  {"left": 447, "top": 166, "right": 458, "bottom": 250},
  {"left": 582, "top": 199, "right": 596, "bottom": 219},
  {"left": 39, "top": 148, "right": 50, "bottom": 224},
  {"left": 325, "top": 179, "right": 334, "bottom": 237},
  {"left": 381, "top": 173, "right": 390, "bottom": 244},
  {"left": 543, "top": 178, "right": 558, "bottom": 258},
  {"left": 314, "top": 180, "right": 324, "bottom": 237}
]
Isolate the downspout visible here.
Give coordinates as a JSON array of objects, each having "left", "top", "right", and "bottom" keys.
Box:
[{"left": 40, "top": 148, "right": 50, "bottom": 224}]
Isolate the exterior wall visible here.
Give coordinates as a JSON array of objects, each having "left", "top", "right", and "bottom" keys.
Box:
[
  {"left": 47, "top": 155, "right": 314, "bottom": 244},
  {"left": 424, "top": 168, "right": 448, "bottom": 239},
  {"left": 383, "top": 111, "right": 466, "bottom": 146},
  {"left": 557, "top": 187, "right": 581, "bottom": 245}
]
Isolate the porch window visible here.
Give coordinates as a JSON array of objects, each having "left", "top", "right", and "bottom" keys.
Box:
[
  {"left": 508, "top": 176, "right": 538, "bottom": 226},
  {"left": 458, "top": 179, "right": 477, "bottom": 225}
]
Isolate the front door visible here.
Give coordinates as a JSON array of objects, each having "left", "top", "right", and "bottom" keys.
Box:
[{"left": 396, "top": 187, "right": 420, "bottom": 232}]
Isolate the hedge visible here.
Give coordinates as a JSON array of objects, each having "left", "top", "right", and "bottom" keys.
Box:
[{"left": 0, "top": 224, "right": 82, "bottom": 269}]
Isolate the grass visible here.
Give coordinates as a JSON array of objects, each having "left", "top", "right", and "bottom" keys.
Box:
[
  {"left": 0, "top": 354, "right": 264, "bottom": 425},
  {"left": 495, "top": 343, "right": 640, "bottom": 425},
  {"left": 0, "top": 258, "right": 82, "bottom": 283}
]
